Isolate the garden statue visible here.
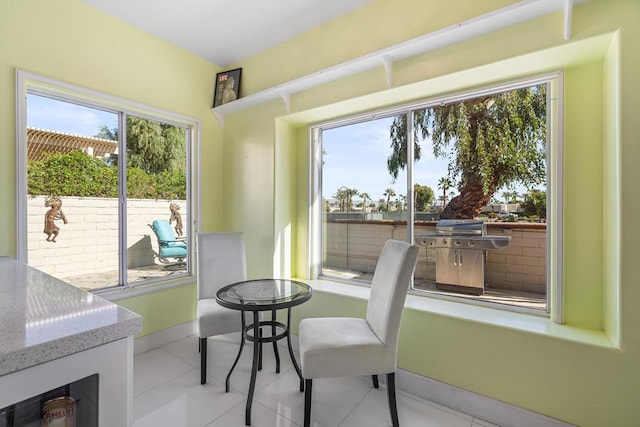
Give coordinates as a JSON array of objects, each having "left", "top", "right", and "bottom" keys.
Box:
[
  {"left": 43, "top": 196, "right": 68, "bottom": 242},
  {"left": 169, "top": 202, "right": 183, "bottom": 236}
]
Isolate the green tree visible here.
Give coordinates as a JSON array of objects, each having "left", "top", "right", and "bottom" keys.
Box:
[
  {"left": 345, "top": 187, "right": 359, "bottom": 211},
  {"left": 520, "top": 189, "right": 546, "bottom": 219},
  {"left": 127, "top": 117, "right": 186, "bottom": 174},
  {"left": 334, "top": 187, "right": 348, "bottom": 211},
  {"left": 399, "top": 194, "right": 407, "bottom": 211},
  {"left": 359, "top": 192, "right": 370, "bottom": 211},
  {"left": 501, "top": 191, "right": 511, "bottom": 204},
  {"left": 414, "top": 184, "right": 434, "bottom": 211},
  {"left": 95, "top": 125, "right": 117, "bottom": 141},
  {"left": 95, "top": 117, "right": 186, "bottom": 175},
  {"left": 437, "top": 177, "right": 453, "bottom": 207},
  {"left": 388, "top": 85, "right": 547, "bottom": 218},
  {"left": 383, "top": 188, "right": 396, "bottom": 212}
]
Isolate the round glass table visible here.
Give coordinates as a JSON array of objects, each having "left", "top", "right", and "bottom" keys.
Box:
[{"left": 216, "top": 279, "right": 312, "bottom": 426}]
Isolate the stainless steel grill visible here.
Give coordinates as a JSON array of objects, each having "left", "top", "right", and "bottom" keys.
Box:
[{"left": 416, "top": 219, "right": 510, "bottom": 294}]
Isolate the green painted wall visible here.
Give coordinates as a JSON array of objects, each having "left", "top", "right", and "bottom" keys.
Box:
[
  {"left": 563, "top": 61, "right": 604, "bottom": 329},
  {"left": 117, "top": 284, "right": 197, "bottom": 337},
  {"left": 2, "top": 0, "right": 640, "bottom": 425},
  {"left": 221, "top": 1, "right": 640, "bottom": 425},
  {"left": 0, "top": 0, "right": 222, "bottom": 335}
]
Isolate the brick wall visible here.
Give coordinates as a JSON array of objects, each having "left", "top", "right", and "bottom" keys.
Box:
[{"left": 27, "top": 196, "right": 187, "bottom": 279}]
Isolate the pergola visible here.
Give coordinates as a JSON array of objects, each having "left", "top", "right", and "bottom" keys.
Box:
[{"left": 27, "top": 127, "right": 117, "bottom": 161}]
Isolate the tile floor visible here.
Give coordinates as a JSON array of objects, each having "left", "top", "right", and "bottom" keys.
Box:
[{"left": 133, "top": 332, "right": 498, "bottom": 427}]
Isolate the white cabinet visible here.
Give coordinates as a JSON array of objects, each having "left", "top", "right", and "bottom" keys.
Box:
[
  {"left": 0, "top": 337, "right": 134, "bottom": 427},
  {"left": 0, "top": 337, "right": 133, "bottom": 427}
]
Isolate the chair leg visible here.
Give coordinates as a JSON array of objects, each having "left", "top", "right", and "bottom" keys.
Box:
[
  {"left": 372, "top": 374, "right": 379, "bottom": 388},
  {"left": 304, "top": 379, "right": 313, "bottom": 427},
  {"left": 200, "top": 337, "right": 207, "bottom": 385},
  {"left": 386, "top": 372, "right": 399, "bottom": 427}
]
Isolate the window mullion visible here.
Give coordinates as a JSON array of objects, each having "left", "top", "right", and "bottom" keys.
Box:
[
  {"left": 407, "top": 111, "right": 415, "bottom": 244},
  {"left": 118, "top": 112, "right": 128, "bottom": 287}
]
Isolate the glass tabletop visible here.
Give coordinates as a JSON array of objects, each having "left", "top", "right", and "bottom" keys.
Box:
[{"left": 216, "top": 279, "right": 312, "bottom": 311}]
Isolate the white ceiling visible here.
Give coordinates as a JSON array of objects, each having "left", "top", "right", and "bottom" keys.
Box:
[{"left": 80, "top": 0, "right": 374, "bottom": 67}]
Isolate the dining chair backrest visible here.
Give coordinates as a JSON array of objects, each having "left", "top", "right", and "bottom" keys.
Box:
[
  {"left": 197, "top": 232, "right": 247, "bottom": 301},
  {"left": 365, "top": 239, "right": 419, "bottom": 351}
]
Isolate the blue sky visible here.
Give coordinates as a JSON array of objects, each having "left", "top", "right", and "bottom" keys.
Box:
[
  {"left": 27, "top": 93, "right": 117, "bottom": 137},
  {"left": 28, "top": 93, "right": 536, "bottom": 204},
  {"left": 322, "top": 117, "right": 451, "bottom": 203},
  {"left": 322, "top": 116, "right": 539, "bottom": 205}
]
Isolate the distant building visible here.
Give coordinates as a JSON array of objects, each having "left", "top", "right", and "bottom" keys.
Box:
[{"left": 482, "top": 203, "right": 520, "bottom": 214}]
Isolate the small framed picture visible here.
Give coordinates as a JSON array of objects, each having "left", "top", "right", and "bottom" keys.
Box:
[{"left": 213, "top": 68, "right": 242, "bottom": 107}]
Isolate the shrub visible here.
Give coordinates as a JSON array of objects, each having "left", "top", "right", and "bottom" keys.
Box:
[{"left": 28, "top": 150, "right": 185, "bottom": 199}]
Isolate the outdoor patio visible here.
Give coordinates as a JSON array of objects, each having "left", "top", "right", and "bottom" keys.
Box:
[
  {"left": 323, "top": 267, "right": 546, "bottom": 311},
  {"left": 63, "top": 263, "right": 187, "bottom": 291}
]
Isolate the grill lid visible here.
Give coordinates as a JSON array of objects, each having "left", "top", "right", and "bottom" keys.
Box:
[{"left": 435, "top": 219, "right": 484, "bottom": 236}]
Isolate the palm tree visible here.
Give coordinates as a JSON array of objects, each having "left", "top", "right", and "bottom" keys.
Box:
[
  {"left": 438, "top": 177, "right": 453, "bottom": 207},
  {"left": 359, "top": 192, "right": 370, "bottom": 212},
  {"left": 334, "top": 187, "right": 348, "bottom": 211},
  {"left": 501, "top": 191, "right": 511, "bottom": 204},
  {"left": 345, "top": 187, "right": 359, "bottom": 211},
  {"left": 399, "top": 194, "right": 407, "bottom": 211},
  {"left": 383, "top": 188, "right": 396, "bottom": 212}
]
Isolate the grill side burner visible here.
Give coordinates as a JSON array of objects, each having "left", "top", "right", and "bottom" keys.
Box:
[
  {"left": 415, "top": 219, "right": 511, "bottom": 294},
  {"left": 435, "top": 219, "right": 484, "bottom": 236}
]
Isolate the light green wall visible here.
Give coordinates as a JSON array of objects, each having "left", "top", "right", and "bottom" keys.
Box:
[
  {"left": 117, "top": 284, "right": 197, "bottom": 337},
  {"left": 563, "top": 61, "right": 604, "bottom": 329},
  {"left": 602, "top": 32, "right": 621, "bottom": 344},
  {"left": 2, "top": 0, "right": 640, "bottom": 425},
  {"left": 0, "top": 0, "right": 222, "bottom": 335},
  {"left": 221, "top": 1, "right": 640, "bottom": 425}
]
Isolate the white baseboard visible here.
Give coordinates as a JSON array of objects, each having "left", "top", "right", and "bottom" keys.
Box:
[
  {"left": 134, "top": 320, "right": 197, "bottom": 355},
  {"left": 134, "top": 326, "right": 572, "bottom": 427},
  {"left": 394, "top": 369, "right": 574, "bottom": 427}
]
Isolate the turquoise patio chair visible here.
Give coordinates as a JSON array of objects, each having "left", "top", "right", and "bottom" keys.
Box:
[{"left": 149, "top": 219, "right": 187, "bottom": 264}]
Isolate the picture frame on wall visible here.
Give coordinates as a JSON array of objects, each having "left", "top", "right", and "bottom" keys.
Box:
[{"left": 213, "top": 68, "right": 242, "bottom": 107}]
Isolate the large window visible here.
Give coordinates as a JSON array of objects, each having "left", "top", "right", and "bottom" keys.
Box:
[
  {"left": 313, "top": 75, "right": 561, "bottom": 314},
  {"left": 17, "top": 72, "right": 197, "bottom": 291}
]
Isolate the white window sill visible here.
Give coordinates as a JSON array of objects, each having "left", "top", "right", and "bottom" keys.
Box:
[
  {"left": 305, "top": 278, "right": 615, "bottom": 350},
  {"left": 96, "top": 276, "right": 194, "bottom": 301}
]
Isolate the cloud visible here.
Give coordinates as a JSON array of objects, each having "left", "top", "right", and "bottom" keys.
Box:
[{"left": 27, "top": 94, "right": 117, "bottom": 137}]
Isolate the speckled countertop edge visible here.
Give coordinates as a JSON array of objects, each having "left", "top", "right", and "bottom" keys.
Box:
[{"left": 0, "top": 257, "right": 143, "bottom": 376}]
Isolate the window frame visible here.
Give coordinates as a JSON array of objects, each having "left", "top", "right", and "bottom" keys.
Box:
[
  {"left": 15, "top": 70, "right": 201, "bottom": 292},
  {"left": 309, "top": 72, "right": 563, "bottom": 321}
]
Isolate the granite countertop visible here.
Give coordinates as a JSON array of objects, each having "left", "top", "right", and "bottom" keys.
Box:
[{"left": 0, "top": 257, "right": 142, "bottom": 376}]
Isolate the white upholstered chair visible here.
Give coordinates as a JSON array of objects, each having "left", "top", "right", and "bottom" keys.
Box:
[
  {"left": 196, "top": 232, "right": 247, "bottom": 385},
  {"left": 299, "top": 239, "right": 419, "bottom": 427}
]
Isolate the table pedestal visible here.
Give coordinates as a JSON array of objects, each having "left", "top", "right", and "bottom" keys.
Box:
[{"left": 225, "top": 308, "right": 304, "bottom": 425}]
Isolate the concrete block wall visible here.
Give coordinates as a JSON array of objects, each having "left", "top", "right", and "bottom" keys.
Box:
[
  {"left": 485, "top": 228, "right": 546, "bottom": 293},
  {"left": 325, "top": 222, "right": 411, "bottom": 274},
  {"left": 27, "top": 196, "right": 187, "bottom": 279},
  {"left": 326, "top": 221, "right": 546, "bottom": 293}
]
